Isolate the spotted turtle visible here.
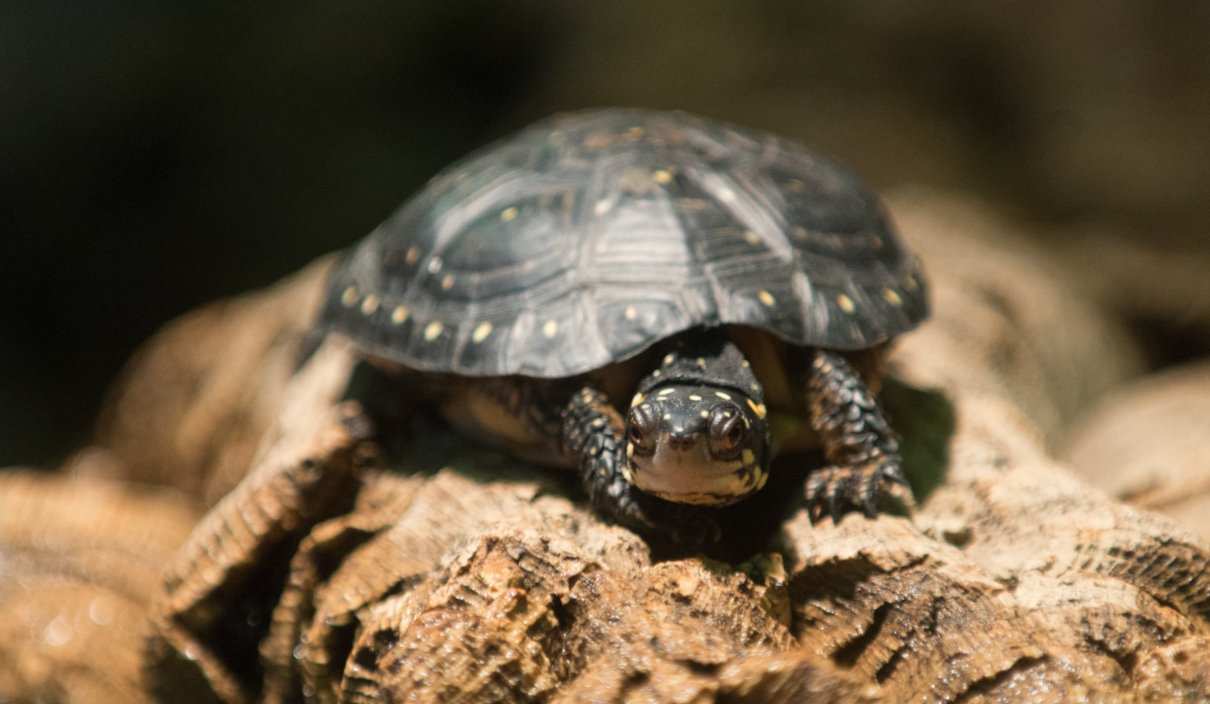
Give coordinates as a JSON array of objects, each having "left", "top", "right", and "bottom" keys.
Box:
[{"left": 320, "top": 108, "right": 928, "bottom": 541}]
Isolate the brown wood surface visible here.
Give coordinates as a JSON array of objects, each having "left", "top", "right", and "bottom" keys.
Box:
[{"left": 3, "top": 191, "right": 1208, "bottom": 702}]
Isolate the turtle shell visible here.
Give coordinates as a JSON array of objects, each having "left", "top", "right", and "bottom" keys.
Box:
[{"left": 320, "top": 108, "right": 927, "bottom": 378}]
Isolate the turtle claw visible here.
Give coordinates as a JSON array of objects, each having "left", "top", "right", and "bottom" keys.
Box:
[{"left": 804, "top": 457, "right": 913, "bottom": 523}]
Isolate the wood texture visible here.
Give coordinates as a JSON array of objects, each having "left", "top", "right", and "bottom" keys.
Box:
[{"left": 4, "top": 191, "right": 1208, "bottom": 702}]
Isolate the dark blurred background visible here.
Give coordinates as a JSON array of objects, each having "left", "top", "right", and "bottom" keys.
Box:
[{"left": 5, "top": 2, "right": 1209, "bottom": 467}]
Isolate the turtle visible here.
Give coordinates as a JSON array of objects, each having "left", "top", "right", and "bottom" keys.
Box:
[{"left": 318, "top": 108, "right": 928, "bottom": 542}]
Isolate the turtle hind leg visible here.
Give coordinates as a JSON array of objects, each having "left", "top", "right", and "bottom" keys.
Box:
[
  {"left": 806, "top": 350, "right": 914, "bottom": 522},
  {"left": 559, "top": 386, "right": 720, "bottom": 545}
]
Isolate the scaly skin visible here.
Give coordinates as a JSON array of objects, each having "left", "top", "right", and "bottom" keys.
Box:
[
  {"left": 560, "top": 386, "right": 720, "bottom": 544},
  {"left": 806, "top": 350, "right": 913, "bottom": 522}
]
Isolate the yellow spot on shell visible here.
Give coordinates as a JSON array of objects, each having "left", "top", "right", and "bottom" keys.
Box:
[
  {"left": 663, "top": 354, "right": 675, "bottom": 366},
  {"left": 630, "top": 393, "right": 644, "bottom": 407},
  {"left": 471, "top": 321, "right": 492, "bottom": 343},
  {"left": 743, "top": 230, "right": 761, "bottom": 245},
  {"left": 882, "top": 288, "right": 903, "bottom": 306},
  {"left": 758, "top": 290, "right": 776, "bottom": 307},
  {"left": 626, "top": 443, "right": 634, "bottom": 458},
  {"left": 391, "top": 306, "right": 409, "bottom": 324},
  {"left": 688, "top": 394, "right": 702, "bottom": 401},
  {"left": 340, "top": 286, "right": 358, "bottom": 307},
  {"left": 542, "top": 320, "right": 559, "bottom": 338},
  {"left": 441, "top": 274, "right": 454, "bottom": 290},
  {"left": 746, "top": 398, "right": 767, "bottom": 418},
  {"left": 714, "top": 391, "right": 732, "bottom": 400},
  {"left": 624, "top": 305, "right": 638, "bottom": 320},
  {"left": 423, "top": 321, "right": 443, "bottom": 341},
  {"left": 658, "top": 388, "right": 676, "bottom": 396},
  {"left": 837, "top": 293, "right": 856, "bottom": 313},
  {"left": 700, "top": 410, "right": 709, "bottom": 419},
  {"left": 405, "top": 247, "right": 419, "bottom": 265},
  {"left": 500, "top": 206, "right": 519, "bottom": 222},
  {"left": 652, "top": 169, "right": 672, "bottom": 184},
  {"left": 360, "top": 295, "right": 379, "bottom": 315}
]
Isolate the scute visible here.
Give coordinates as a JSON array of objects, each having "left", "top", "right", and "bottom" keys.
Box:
[{"left": 320, "top": 108, "right": 928, "bottom": 378}]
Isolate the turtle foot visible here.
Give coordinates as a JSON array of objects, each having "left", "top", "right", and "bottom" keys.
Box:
[{"left": 804, "top": 456, "right": 914, "bottom": 524}]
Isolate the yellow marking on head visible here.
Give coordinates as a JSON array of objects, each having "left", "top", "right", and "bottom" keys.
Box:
[
  {"left": 743, "top": 230, "right": 761, "bottom": 246},
  {"left": 391, "top": 305, "right": 410, "bottom": 324},
  {"left": 754, "top": 467, "right": 768, "bottom": 490},
  {"left": 882, "top": 288, "right": 902, "bottom": 306},
  {"left": 742, "top": 449, "right": 756, "bottom": 466},
  {"left": 405, "top": 247, "right": 419, "bottom": 265},
  {"left": 441, "top": 274, "right": 454, "bottom": 290},
  {"left": 360, "top": 295, "right": 379, "bottom": 315},
  {"left": 658, "top": 388, "right": 676, "bottom": 396},
  {"left": 746, "top": 398, "right": 767, "bottom": 418},
  {"left": 714, "top": 391, "right": 731, "bottom": 400},
  {"left": 652, "top": 169, "right": 672, "bottom": 184},
  {"left": 500, "top": 206, "right": 518, "bottom": 222},
  {"left": 624, "top": 305, "right": 638, "bottom": 320},
  {"left": 423, "top": 321, "right": 443, "bottom": 341},
  {"left": 340, "top": 286, "right": 359, "bottom": 307},
  {"left": 836, "top": 293, "right": 856, "bottom": 314},
  {"left": 688, "top": 394, "right": 702, "bottom": 401},
  {"left": 630, "top": 393, "right": 644, "bottom": 407},
  {"left": 471, "top": 321, "right": 492, "bottom": 343},
  {"left": 542, "top": 320, "right": 558, "bottom": 338},
  {"left": 758, "top": 290, "right": 775, "bottom": 307}
]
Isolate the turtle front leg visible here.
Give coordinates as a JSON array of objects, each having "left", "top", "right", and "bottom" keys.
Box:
[
  {"left": 560, "top": 387, "right": 720, "bottom": 544},
  {"left": 805, "top": 350, "right": 913, "bottom": 522}
]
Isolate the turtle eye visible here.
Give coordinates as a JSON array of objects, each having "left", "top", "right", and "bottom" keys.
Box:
[
  {"left": 708, "top": 404, "right": 747, "bottom": 459},
  {"left": 627, "top": 404, "right": 658, "bottom": 453}
]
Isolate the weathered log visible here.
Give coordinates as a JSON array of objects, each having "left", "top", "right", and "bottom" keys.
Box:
[
  {"left": 8, "top": 190, "right": 1209, "bottom": 702},
  {"left": 0, "top": 465, "right": 198, "bottom": 703},
  {"left": 1064, "top": 359, "right": 1210, "bottom": 542}
]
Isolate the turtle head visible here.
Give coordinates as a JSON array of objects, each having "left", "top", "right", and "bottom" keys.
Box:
[{"left": 622, "top": 334, "right": 771, "bottom": 506}]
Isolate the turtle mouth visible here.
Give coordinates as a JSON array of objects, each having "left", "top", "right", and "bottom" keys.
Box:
[{"left": 629, "top": 438, "right": 765, "bottom": 506}]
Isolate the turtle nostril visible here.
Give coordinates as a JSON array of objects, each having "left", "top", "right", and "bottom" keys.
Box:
[{"left": 667, "top": 430, "right": 696, "bottom": 449}]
